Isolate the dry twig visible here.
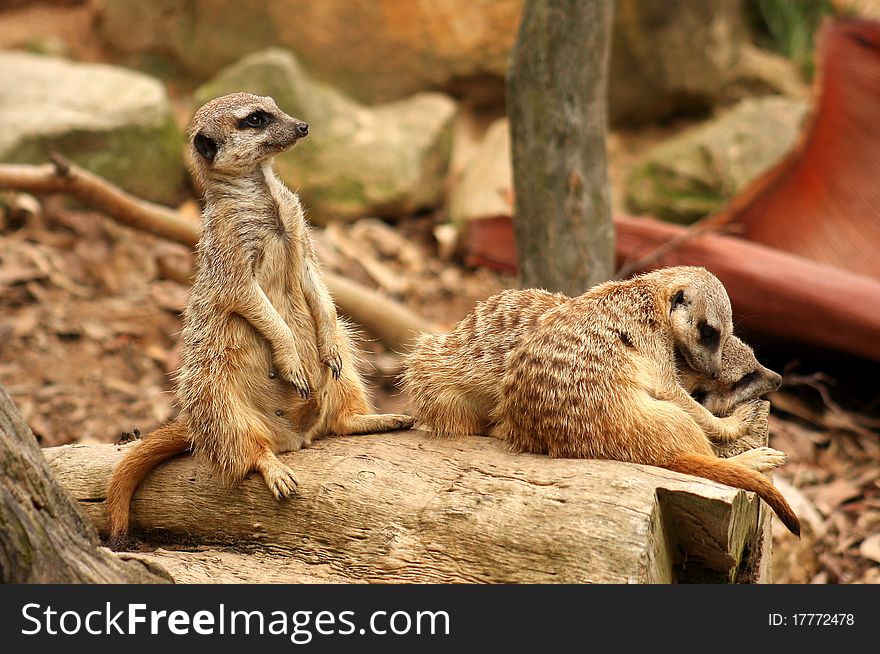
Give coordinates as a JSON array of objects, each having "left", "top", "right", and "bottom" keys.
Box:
[{"left": 615, "top": 214, "right": 740, "bottom": 280}]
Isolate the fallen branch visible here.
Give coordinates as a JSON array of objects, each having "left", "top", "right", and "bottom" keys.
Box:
[
  {"left": 1, "top": 154, "right": 199, "bottom": 248},
  {"left": 0, "top": 157, "right": 435, "bottom": 350},
  {"left": 325, "top": 271, "right": 438, "bottom": 352}
]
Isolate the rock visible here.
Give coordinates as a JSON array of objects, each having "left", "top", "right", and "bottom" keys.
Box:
[
  {"left": 0, "top": 52, "right": 185, "bottom": 205},
  {"left": 448, "top": 117, "right": 513, "bottom": 225},
  {"left": 830, "top": 0, "right": 880, "bottom": 18},
  {"left": 625, "top": 96, "right": 809, "bottom": 223},
  {"left": 99, "top": 0, "right": 520, "bottom": 105},
  {"left": 194, "top": 49, "right": 456, "bottom": 224},
  {"left": 609, "top": 0, "right": 747, "bottom": 125},
  {"left": 99, "top": 0, "right": 748, "bottom": 124}
]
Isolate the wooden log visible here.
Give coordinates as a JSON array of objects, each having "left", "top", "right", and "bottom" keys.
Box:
[{"left": 45, "top": 431, "right": 772, "bottom": 584}]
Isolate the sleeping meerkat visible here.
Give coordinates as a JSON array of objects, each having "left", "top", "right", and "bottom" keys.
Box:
[
  {"left": 677, "top": 335, "right": 783, "bottom": 457},
  {"left": 106, "top": 93, "right": 413, "bottom": 547},
  {"left": 402, "top": 289, "right": 782, "bottom": 443}
]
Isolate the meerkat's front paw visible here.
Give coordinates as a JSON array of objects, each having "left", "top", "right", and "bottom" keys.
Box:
[
  {"left": 731, "top": 446, "right": 787, "bottom": 472},
  {"left": 277, "top": 352, "right": 311, "bottom": 398},
  {"left": 387, "top": 414, "right": 415, "bottom": 430},
  {"left": 320, "top": 343, "right": 343, "bottom": 380}
]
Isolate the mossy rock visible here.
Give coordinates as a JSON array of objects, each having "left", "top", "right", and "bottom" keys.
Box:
[
  {"left": 625, "top": 96, "right": 808, "bottom": 223},
  {"left": 0, "top": 52, "right": 186, "bottom": 206}
]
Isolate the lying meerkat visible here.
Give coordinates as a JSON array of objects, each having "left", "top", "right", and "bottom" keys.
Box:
[
  {"left": 489, "top": 266, "right": 799, "bottom": 535},
  {"left": 678, "top": 336, "right": 782, "bottom": 418},
  {"left": 403, "top": 290, "right": 781, "bottom": 442},
  {"left": 106, "top": 93, "right": 413, "bottom": 547}
]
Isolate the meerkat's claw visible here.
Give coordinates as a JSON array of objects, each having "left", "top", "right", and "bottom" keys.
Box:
[
  {"left": 322, "top": 350, "right": 343, "bottom": 380},
  {"left": 281, "top": 367, "right": 311, "bottom": 398},
  {"left": 295, "top": 382, "right": 311, "bottom": 399},
  {"left": 266, "top": 465, "right": 299, "bottom": 500}
]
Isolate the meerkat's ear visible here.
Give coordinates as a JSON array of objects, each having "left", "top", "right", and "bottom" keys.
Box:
[{"left": 194, "top": 132, "right": 218, "bottom": 163}]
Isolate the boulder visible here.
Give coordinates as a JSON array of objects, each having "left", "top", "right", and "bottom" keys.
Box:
[
  {"left": 194, "top": 49, "right": 456, "bottom": 224},
  {"left": 99, "top": 0, "right": 749, "bottom": 125},
  {"left": 98, "top": 0, "right": 520, "bottom": 105},
  {"left": 625, "top": 96, "right": 808, "bottom": 223},
  {"left": 0, "top": 52, "right": 185, "bottom": 205},
  {"left": 609, "top": 0, "right": 747, "bottom": 125}
]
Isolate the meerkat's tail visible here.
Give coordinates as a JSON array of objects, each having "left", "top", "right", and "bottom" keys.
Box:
[
  {"left": 106, "top": 419, "right": 190, "bottom": 549},
  {"left": 664, "top": 453, "right": 801, "bottom": 537}
]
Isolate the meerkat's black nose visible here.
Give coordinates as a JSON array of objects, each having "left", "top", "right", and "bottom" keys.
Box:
[{"left": 297, "top": 123, "right": 309, "bottom": 137}]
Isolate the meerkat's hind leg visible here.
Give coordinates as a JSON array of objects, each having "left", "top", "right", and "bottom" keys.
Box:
[
  {"left": 726, "top": 446, "right": 787, "bottom": 472},
  {"left": 338, "top": 413, "right": 415, "bottom": 435},
  {"left": 254, "top": 449, "right": 299, "bottom": 499}
]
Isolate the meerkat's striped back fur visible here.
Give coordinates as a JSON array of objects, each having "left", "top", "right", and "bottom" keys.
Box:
[{"left": 401, "top": 289, "right": 567, "bottom": 436}]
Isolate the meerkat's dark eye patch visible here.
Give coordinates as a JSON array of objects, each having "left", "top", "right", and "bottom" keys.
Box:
[
  {"left": 193, "top": 132, "right": 218, "bottom": 162},
  {"left": 690, "top": 388, "right": 709, "bottom": 405},
  {"left": 239, "top": 111, "right": 272, "bottom": 129},
  {"left": 698, "top": 321, "right": 720, "bottom": 350},
  {"left": 618, "top": 331, "right": 634, "bottom": 348},
  {"left": 732, "top": 370, "right": 761, "bottom": 391},
  {"left": 671, "top": 290, "right": 687, "bottom": 311}
]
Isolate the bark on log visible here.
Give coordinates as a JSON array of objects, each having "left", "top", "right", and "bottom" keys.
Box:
[
  {"left": 46, "top": 432, "right": 771, "bottom": 583},
  {"left": 0, "top": 387, "right": 170, "bottom": 583},
  {"left": 507, "top": 0, "right": 615, "bottom": 294}
]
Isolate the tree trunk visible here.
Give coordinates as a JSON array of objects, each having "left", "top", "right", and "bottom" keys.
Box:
[
  {"left": 507, "top": 0, "right": 615, "bottom": 295},
  {"left": 0, "top": 386, "right": 170, "bottom": 583}
]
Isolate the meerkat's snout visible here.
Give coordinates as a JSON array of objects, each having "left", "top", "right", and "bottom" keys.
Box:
[
  {"left": 768, "top": 369, "right": 783, "bottom": 391},
  {"left": 296, "top": 122, "right": 309, "bottom": 137}
]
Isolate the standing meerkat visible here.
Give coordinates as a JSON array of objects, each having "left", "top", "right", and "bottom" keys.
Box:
[
  {"left": 106, "top": 93, "right": 413, "bottom": 546},
  {"left": 490, "top": 267, "right": 799, "bottom": 535}
]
